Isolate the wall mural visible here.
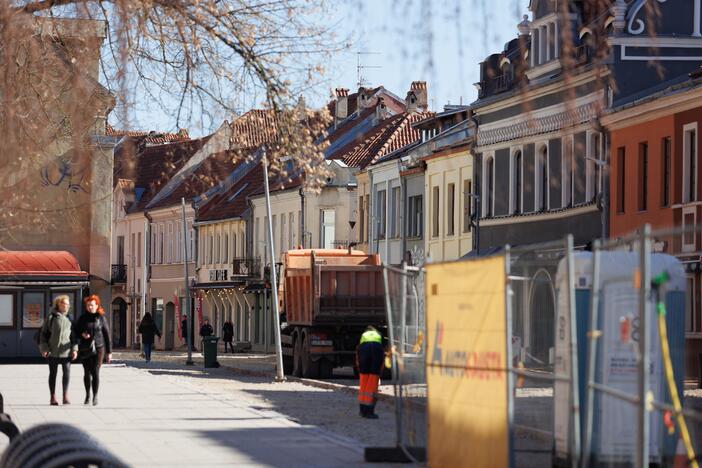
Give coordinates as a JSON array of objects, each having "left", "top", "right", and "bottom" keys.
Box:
[{"left": 39, "top": 152, "right": 89, "bottom": 193}]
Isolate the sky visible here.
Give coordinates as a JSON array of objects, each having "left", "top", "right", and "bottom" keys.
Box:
[{"left": 128, "top": 0, "right": 526, "bottom": 135}]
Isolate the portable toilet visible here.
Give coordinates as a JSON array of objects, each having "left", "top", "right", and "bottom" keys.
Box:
[{"left": 553, "top": 252, "right": 686, "bottom": 466}]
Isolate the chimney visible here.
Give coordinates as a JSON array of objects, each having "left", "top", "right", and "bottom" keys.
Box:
[
  {"left": 374, "top": 97, "right": 389, "bottom": 123},
  {"left": 334, "top": 88, "right": 349, "bottom": 125},
  {"left": 357, "top": 87, "right": 374, "bottom": 110},
  {"left": 406, "top": 81, "right": 428, "bottom": 112}
]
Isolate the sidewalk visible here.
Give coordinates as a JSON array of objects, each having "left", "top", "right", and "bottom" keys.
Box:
[{"left": 0, "top": 362, "right": 380, "bottom": 467}]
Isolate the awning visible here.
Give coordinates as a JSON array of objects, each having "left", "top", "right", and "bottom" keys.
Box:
[{"left": 0, "top": 251, "right": 89, "bottom": 282}]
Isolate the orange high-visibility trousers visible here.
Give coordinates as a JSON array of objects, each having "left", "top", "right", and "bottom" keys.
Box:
[{"left": 358, "top": 373, "right": 380, "bottom": 406}]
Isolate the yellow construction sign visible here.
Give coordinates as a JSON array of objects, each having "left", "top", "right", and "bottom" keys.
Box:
[{"left": 426, "top": 255, "right": 509, "bottom": 468}]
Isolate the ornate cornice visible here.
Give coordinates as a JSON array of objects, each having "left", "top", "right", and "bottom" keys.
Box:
[{"left": 476, "top": 101, "right": 598, "bottom": 147}]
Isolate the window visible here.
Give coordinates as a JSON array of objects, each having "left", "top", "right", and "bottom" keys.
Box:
[
  {"left": 662, "top": 137, "right": 671, "bottom": 207},
  {"left": 189, "top": 224, "right": 195, "bottom": 262},
  {"left": 447, "top": 183, "right": 455, "bottom": 236},
  {"left": 683, "top": 207, "right": 696, "bottom": 252},
  {"left": 432, "top": 186, "right": 440, "bottom": 236},
  {"left": 537, "top": 146, "right": 548, "bottom": 211},
  {"left": 485, "top": 157, "right": 494, "bottom": 217},
  {"left": 587, "top": 133, "right": 601, "bottom": 201},
  {"left": 22, "top": 291, "right": 45, "bottom": 329},
  {"left": 685, "top": 277, "right": 695, "bottom": 333},
  {"left": 463, "top": 180, "right": 472, "bottom": 233},
  {"left": 116, "top": 235, "right": 125, "bottom": 265},
  {"left": 151, "top": 226, "right": 156, "bottom": 263},
  {"left": 272, "top": 215, "right": 277, "bottom": 254},
  {"left": 638, "top": 142, "right": 648, "bottom": 211},
  {"left": 231, "top": 233, "right": 237, "bottom": 259},
  {"left": 255, "top": 218, "right": 260, "bottom": 257},
  {"left": 137, "top": 232, "right": 142, "bottom": 267},
  {"left": 175, "top": 226, "right": 180, "bottom": 263},
  {"left": 512, "top": 150, "right": 522, "bottom": 214},
  {"left": 683, "top": 123, "right": 698, "bottom": 203},
  {"left": 159, "top": 227, "right": 164, "bottom": 264},
  {"left": 407, "top": 195, "right": 423, "bottom": 237},
  {"left": 224, "top": 234, "right": 229, "bottom": 263},
  {"left": 208, "top": 234, "right": 213, "bottom": 265},
  {"left": 0, "top": 294, "right": 13, "bottom": 327},
  {"left": 617, "top": 147, "right": 626, "bottom": 213},
  {"left": 563, "top": 137, "right": 573, "bottom": 207},
  {"left": 289, "top": 212, "right": 295, "bottom": 249},
  {"left": 364, "top": 195, "right": 370, "bottom": 243},
  {"left": 321, "top": 210, "right": 335, "bottom": 249},
  {"left": 391, "top": 186, "right": 401, "bottom": 238},
  {"left": 359, "top": 196, "right": 365, "bottom": 243},
  {"left": 281, "top": 214, "right": 287, "bottom": 253},
  {"left": 130, "top": 233, "right": 135, "bottom": 266},
  {"left": 377, "top": 189, "right": 387, "bottom": 239},
  {"left": 216, "top": 234, "right": 222, "bottom": 264}
]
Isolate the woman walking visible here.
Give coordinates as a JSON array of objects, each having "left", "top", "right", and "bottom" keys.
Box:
[
  {"left": 222, "top": 321, "right": 234, "bottom": 353},
  {"left": 39, "top": 295, "right": 77, "bottom": 405},
  {"left": 138, "top": 312, "right": 161, "bottom": 363},
  {"left": 74, "top": 295, "right": 112, "bottom": 406}
]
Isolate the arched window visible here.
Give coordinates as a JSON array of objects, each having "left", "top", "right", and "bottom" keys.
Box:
[
  {"left": 485, "top": 156, "right": 494, "bottom": 217},
  {"left": 513, "top": 150, "right": 522, "bottom": 214},
  {"left": 537, "top": 146, "right": 548, "bottom": 211}
]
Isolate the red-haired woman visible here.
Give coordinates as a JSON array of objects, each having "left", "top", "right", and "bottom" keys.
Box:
[{"left": 74, "top": 295, "right": 112, "bottom": 406}]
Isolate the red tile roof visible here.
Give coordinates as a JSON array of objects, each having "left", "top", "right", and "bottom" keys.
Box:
[
  {"left": 229, "top": 109, "right": 278, "bottom": 149},
  {"left": 331, "top": 112, "right": 430, "bottom": 169},
  {"left": 106, "top": 125, "right": 190, "bottom": 144},
  {"left": 115, "top": 138, "right": 209, "bottom": 212},
  {"left": 196, "top": 162, "right": 266, "bottom": 222},
  {"left": 0, "top": 251, "right": 88, "bottom": 278},
  {"left": 146, "top": 150, "right": 243, "bottom": 210}
]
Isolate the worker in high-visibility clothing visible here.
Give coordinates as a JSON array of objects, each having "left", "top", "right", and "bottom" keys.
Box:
[{"left": 356, "top": 326, "right": 384, "bottom": 419}]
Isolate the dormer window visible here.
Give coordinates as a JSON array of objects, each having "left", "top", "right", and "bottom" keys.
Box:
[{"left": 530, "top": 14, "right": 559, "bottom": 68}]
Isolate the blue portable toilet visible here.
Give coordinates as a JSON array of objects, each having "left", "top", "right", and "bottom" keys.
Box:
[{"left": 553, "top": 252, "right": 686, "bottom": 466}]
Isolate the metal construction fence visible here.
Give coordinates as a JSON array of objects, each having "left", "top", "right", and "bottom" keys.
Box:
[
  {"left": 383, "top": 223, "right": 702, "bottom": 467},
  {"left": 383, "top": 263, "right": 427, "bottom": 463}
]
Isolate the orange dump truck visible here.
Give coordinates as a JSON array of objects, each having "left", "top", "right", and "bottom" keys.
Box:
[{"left": 280, "top": 249, "right": 386, "bottom": 378}]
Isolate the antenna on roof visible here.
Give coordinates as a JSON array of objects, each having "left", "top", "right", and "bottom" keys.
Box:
[{"left": 357, "top": 51, "right": 382, "bottom": 89}]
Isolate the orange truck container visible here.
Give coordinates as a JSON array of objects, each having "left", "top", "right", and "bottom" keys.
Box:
[{"left": 280, "top": 249, "right": 385, "bottom": 378}]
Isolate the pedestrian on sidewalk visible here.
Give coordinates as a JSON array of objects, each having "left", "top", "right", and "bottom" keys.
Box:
[
  {"left": 200, "top": 318, "right": 214, "bottom": 338},
  {"left": 39, "top": 295, "right": 78, "bottom": 406},
  {"left": 74, "top": 295, "right": 112, "bottom": 406},
  {"left": 138, "top": 312, "right": 161, "bottom": 363},
  {"left": 356, "top": 326, "right": 384, "bottom": 419},
  {"left": 222, "top": 321, "right": 234, "bottom": 353}
]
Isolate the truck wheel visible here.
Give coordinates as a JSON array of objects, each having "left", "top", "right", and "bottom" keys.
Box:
[
  {"left": 319, "top": 359, "right": 334, "bottom": 379},
  {"left": 292, "top": 334, "right": 303, "bottom": 377},
  {"left": 301, "top": 336, "right": 320, "bottom": 379},
  {"left": 282, "top": 355, "right": 294, "bottom": 375}
]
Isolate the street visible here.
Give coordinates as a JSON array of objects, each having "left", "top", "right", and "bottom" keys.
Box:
[{"left": 0, "top": 355, "right": 400, "bottom": 467}]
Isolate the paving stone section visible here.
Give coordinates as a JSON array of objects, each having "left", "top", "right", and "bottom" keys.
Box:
[{"left": 0, "top": 359, "right": 399, "bottom": 467}]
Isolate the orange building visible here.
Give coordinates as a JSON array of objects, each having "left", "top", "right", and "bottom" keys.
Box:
[{"left": 605, "top": 70, "right": 702, "bottom": 378}]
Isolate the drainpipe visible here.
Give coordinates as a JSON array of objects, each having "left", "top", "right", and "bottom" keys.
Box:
[
  {"left": 399, "top": 160, "right": 407, "bottom": 264},
  {"left": 299, "top": 188, "right": 305, "bottom": 248}
]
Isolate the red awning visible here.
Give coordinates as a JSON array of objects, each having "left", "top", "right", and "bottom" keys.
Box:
[{"left": 0, "top": 251, "right": 88, "bottom": 278}]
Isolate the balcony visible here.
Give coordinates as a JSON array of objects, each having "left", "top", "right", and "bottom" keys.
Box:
[
  {"left": 232, "top": 257, "right": 261, "bottom": 277},
  {"left": 111, "top": 264, "right": 127, "bottom": 284}
]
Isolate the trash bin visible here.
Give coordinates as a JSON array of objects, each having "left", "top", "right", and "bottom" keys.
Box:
[{"left": 202, "top": 336, "right": 220, "bottom": 368}]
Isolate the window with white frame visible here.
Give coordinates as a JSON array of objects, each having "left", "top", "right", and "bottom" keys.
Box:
[
  {"left": 512, "top": 149, "right": 522, "bottom": 214},
  {"left": 321, "top": 209, "right": 335, "bottom": 249},
  {"left": 463, "top": 180, "right": 472, "bottom": 233},
  {"left": 189, "top": 224, "right": 195, "bottom": 261},
  {"left": 562, "top": 136, "right": 573, "bottom": 207},
  {"left": 224, "top": 233, "right": 229, "bottom": 264},
  {"left": 446, "top": 183, "right": 455, "bottom": 236},
  {"left": 391, "top": 186, "right": 401, "bottom": 238},
  {"left": 208, "top": 234, "right": 213, "bottom": 265},
  {"left": 484, "top": 156, "right": 494, "bottom": 217},
  {"left": 281, "top": 214, "right": 287, "bottom": 253},
  {"left": 168, "top": 223, "right": 174, "bottom": 263},
  {"left": 682, "top": 207, "right": 697, "bottom": 253},
  {"left": 289, "top": 212, "right": 295, "bottom": 249},
  {"left": 231, "top": 233, "right": 237, "bottom": 259},
  {"left": 150, "top": 225, "right": 156, "bottom": 263},
  {"left": 587, "top": 132, "right": 602, "bottom": 201},
  {"left": 683, "top": 122, "right": 698, "bottom": 203},
  {"left": 159, "top": 226, "right": 164, "bottom": 264},
  {"left": 685, "top": 276, "right": 696, "bottom": 333},
  {"left": 137, "top": 232, "right": 142, "bottom": 267},
  {"left": 377, "top": 189, "right": 387, "bottom": 239},
  {"left": 407, "top": 195, "right": 423, "bottom": 238},
  {"left": 536, "top": 145, "right": 548, "bottom": 211}
]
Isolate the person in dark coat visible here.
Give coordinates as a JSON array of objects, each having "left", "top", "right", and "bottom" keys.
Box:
[
  {"left": 73, "top": 295, "right": 111, "bottom": 406},
  {"left": 356, "top": 326, "right": 385, "bottom": 419},
  {"left": 222, "top": 321, "right": 234, "bottom": 353},
  {"left": 138, "top": 312, "right": 161, "bottom": 363},
  {"left": 199, "top": 318, "right": 214, "bottom": 337}
]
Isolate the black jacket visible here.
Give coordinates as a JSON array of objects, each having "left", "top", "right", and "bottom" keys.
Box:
[
  {"left": 73, "top": 313, "right": 112, "bottom": 354},
  {"left": 138, "top": 320, "right": 161, "bottom": 345},
  {"left": 200, "top": 323, "right": 213, "bottom": 337},
  {"left": 357, "top": 341, "right": 384, "bottom": 375}
]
